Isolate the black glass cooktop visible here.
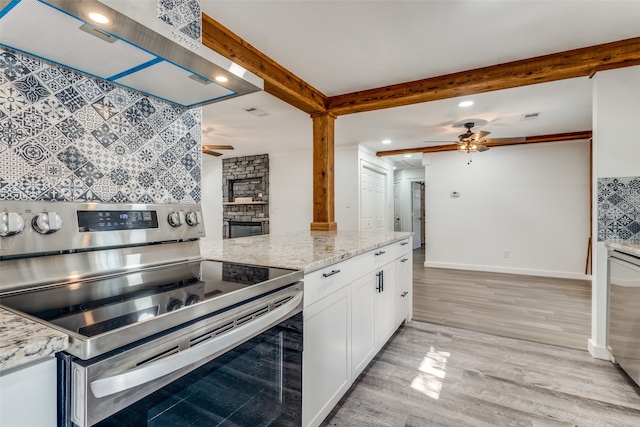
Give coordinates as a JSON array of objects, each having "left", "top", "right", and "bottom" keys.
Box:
[{"left": 0, "top": 260, "right": 297, "bottom": 338}]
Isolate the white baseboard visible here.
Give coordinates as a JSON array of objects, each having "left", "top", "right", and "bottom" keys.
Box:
[
  {"left": 588, "top": 339, "right": 612, "bottom": 361},
  {"left": 423, "top": 260, "right": 591, "bottom": 281}
]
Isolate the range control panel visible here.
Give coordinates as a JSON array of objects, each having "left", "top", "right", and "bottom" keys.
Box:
[{"left": 0, "top": 201, "right": 205, "bottom": 258}]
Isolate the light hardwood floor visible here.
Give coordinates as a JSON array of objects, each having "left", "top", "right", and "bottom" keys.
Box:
[
  {"left": 321, "top": 321, "right": 640, "bottom": 426},
  {"left": 411, "top": 248, "right": 592, "bottom": 350},
  {"left": 320, "top": 248, "right": 640, "bottom": 426}
]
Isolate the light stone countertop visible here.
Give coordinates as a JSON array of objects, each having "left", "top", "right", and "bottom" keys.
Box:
[
  {"left": 606, "top": 240, "right": 640, "bottom": 257},
  {"left": 0, "top": 230, "right": 410, "bottom": 372},
  {"left": 0, "top": 307, "right": 68, "bottom": 372},
  {"left": 200, "top": 230, "right": 414, "bottom": 273}
]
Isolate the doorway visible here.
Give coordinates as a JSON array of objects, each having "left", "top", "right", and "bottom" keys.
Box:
[
  {"left": 361, "top": 166, "right": 386, "bottom": 231},
  {"left": 411, "top": 181, "right": 425, "bottom": 249}
]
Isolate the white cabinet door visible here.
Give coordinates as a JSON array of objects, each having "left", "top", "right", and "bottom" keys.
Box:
[
  {"left": 351, "top": 274, "right": 376, "bottom": 379},
  {"left": 303, "top": 286, "right": 351, "bottom": 427},
  {"left": 0, "top": 357, "right": 57, "bottom": 427},
  {"left": 376, "top": 263, "right": 396, "bottom": 347}
]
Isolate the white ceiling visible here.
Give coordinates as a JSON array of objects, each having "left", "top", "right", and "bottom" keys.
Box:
[{"left": 199, "top": 1, "right": 640, "bottom": 168}]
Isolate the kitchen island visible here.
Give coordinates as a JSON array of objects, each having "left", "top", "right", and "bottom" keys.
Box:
[
  {"left": 605, "top": 239, "right": 640, "bottom": 257},
  {"left": 200, "top": 229, "right": 413, "bottom": 272}
]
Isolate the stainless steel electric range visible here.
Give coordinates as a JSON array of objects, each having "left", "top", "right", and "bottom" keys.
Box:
[{"left": 0, "top": 201, "right": 303, "bottom": 427}]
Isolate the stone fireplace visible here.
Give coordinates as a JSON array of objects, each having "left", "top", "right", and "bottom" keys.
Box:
[{"left": 222, "top": 154, "right": 269, "bottom": 238}]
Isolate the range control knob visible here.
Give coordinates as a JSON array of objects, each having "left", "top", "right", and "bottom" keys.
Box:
[
  {"left": 167, "top": 299, "right": 184, "bottom": 312},
  {"left": 185, "top": 211, "right": 199, "bottom": 227},
  {"left": 167, "top": 211, "right": 183, "bottom": 227},
  {"left": 185, "top": 295, "right": 201, "bottom": 306},
  {"left": 32, "top": 212, "right": 63, "bottom": 235},
  {"left": 0, "top": 212, "right": 25, "bottom": 237}
]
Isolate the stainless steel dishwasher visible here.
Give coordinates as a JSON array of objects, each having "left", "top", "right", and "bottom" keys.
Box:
[{"left": 608, "top": 250, "right": 640, "bottom": 386}]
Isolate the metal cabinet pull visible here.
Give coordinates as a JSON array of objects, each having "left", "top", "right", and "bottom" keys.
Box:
[
  {"left": 401, "top": 291, "right": 409, "bottom": 297},
  {"left": 400, "top": 258, "right": 409, "bottom": 263},
  {"left": 374, "top": 250, "right": 386, "bottom": 256},
  {"left": 322, "top": 269, "right": 341, "bottom": 278},
  {"left": 375, "top": 271, "right": 382, "bottom": 292},
  {"left": 400, "top": 242, "right": 408, "bottom": 246}
]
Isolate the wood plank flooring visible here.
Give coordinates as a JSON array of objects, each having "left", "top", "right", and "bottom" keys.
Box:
[
  {"left": 321, "top": 321, "right": 640, "bottom": 427},
  {"left": 411, "top": 248, "right": 592, "bottom": 350}
]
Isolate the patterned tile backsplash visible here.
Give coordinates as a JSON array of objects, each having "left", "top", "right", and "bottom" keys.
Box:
[
  {"left": 158, "top": 0, "right": 202, "bottom": 42},
  {"left": 0, "top": 47, "right": 202, "bottom": 204},
  {"left": 598, "top": 176, "right": 640, "bottom": 241}
]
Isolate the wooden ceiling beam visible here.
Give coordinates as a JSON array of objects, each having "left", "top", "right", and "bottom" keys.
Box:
[
  {"left": 201, "top": 13, "right": 327, "bottom": 114},
  {"left": 327, "top": 38, "right": 640, "bottom": 116},
  {"left": 376, "top": 131, "right": 593, "bottom": 156}
]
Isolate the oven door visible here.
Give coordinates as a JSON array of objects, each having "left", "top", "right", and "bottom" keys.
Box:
[{"left": 62, "top": 283, "right": 303, "bottom": 427}]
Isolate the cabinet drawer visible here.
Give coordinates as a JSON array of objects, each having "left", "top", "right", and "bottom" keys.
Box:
[
  {"left": 397, "top": 238, "right": 410, "bottom": 256},
  {"left": 395, "top": 254, "right": 412, "bottom": 295},
  {"left": 304, "top": 259, "right": 354, "bottom": 308},
  {"left": 351, "top": 240, "right": 408, "bottom": 277}
]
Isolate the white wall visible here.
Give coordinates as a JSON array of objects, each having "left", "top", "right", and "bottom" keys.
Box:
[
  {"left": 269, "top": 151, "right": 314, "bottom": 233},
  {"left": 423, "top": 140, "right": 590, "bottom": 279},
  {"left": 394, "top": 168, "right": 425, "bottom": 232},
  {"left": 201, "top": 155, "right": 223, "bottom": 241},
  {"left": 269, "top": 145, "right": 394, "bottom": 232},
  {"left": 335, "top": 146, "right": 360, "bottom": 230},
  {"left": 590, "top": 65, "right": 640, "bottom": 359}
]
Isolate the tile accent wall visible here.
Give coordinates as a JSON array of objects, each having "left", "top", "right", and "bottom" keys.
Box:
[
  {"left": 158, "top": 0, "right": 202, "bottom": 42},
  {"left": 597, "top": 176, "right": 640, "bottom": 241},
  {"left": 0, "top": 47, "right": 202, "bottom": 204}
]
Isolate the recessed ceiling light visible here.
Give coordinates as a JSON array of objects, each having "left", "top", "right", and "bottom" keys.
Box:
[
  {"left": 87, "top": 12, "right": 111, "bottom": 25},
  {"left": 404, "top": 154, "right": 412, "bottom": 158},
  {"left": 458, "top": 100, "right": 474, "bottom": 107},
  {"left": 215, "top": 75, "right": 229, "bottom": 83},
  {"left": 393, "top": 166, "right": 396, "bottom": 170},
  {"left": 382, "top": 139, "right": 391, "bottom": 144}
]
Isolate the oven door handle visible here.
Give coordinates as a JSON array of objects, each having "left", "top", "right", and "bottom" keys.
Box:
[{"left": 89, "top": 292, "right": 302, "bottom": 399}]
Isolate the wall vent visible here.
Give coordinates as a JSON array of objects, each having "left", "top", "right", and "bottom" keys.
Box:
[
  {"left": 243, "top": 107, "right": 269, "bottom": 117},
  {"left": 521, "top": 112, "right": 541, "bottom": 121}
]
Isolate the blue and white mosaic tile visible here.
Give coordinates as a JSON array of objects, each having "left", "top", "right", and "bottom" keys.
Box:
[
  {"left": 158, "top": 0, "right": 202, "bottom": 42},
  {"left": 0, "top": 47, "right": 201, "bottom": 204},
  {"left": 598, "top": 176, "right": 640, "bottom": 241}
]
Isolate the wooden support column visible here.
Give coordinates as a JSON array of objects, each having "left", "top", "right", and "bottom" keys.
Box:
[{"left": 310, "top": 112, "right": 338, "bottom": 231}]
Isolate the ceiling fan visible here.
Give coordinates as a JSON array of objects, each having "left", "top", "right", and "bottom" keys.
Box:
[
  {"left": 201, "top": 126, "right": 234, "bottom": 156},
  {"left": 456, "top": 122, "right": 491, "bottom": 153},
  {"left": 202, "top": 145, "right": 234, "bottom": 156},
  {"left": 439, "top": 122, "right": 526, "bottom": 164}
]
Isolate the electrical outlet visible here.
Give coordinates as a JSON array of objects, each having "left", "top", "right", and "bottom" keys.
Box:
[{"left": 504, "top": 250, "right": 510, "bottom": 258}]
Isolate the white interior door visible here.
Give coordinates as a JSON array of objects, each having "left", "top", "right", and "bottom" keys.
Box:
[
  {"left": 412, "top": 182, "right": 421, "bottom": 249},
  {"left": 361, "top": 166, "right": 386, "bottom": 231},
  {"left": 361, "top": 168, "right": 373, "bottom": 230},
  {"left": 393, "top": 183, "right": 401, "bottom": 231},
  {"left": 373, "top": 171, "right": 385, "bottom": 230}
]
